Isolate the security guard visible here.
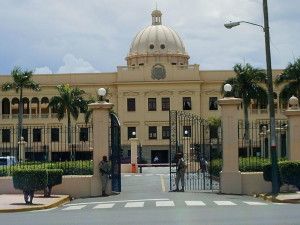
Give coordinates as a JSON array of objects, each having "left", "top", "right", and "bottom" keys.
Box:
[
  {"left": 175, "top": 153, "right": 186, "bottom": 192},
  {"left": 99, "top": 155, "right": 111, "bottom": 196}
]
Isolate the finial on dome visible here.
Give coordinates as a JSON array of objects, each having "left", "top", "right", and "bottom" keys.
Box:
[{"left": 151, "top": 8, "right": 162, "bottom": 25}]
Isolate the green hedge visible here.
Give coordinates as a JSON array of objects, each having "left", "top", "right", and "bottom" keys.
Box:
[
  {"left": 1, "top": 160, "right": 93, "bottom": 177},
  {"left": 13, "top": 169, "right": 48, "bottom": 192},
  {"left": 47, "top": 169, "right": 63, "bottom": 187},
  {"left": 279, "top": 161, "right": 300, "bottom": 190}
]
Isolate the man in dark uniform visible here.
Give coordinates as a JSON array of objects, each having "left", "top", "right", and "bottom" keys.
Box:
[
  {"left": 99, "top": 155, "right": 111, "bottom": 196},
  {"left": 174, "top": 153, "right": 187, "bottom": 192}
]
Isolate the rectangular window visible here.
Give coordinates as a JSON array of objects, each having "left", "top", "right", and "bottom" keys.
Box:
[
  {"left": 183, "top": 97, "right": 192, "bottom": 110},
  {"left": 209, "top": 97, "right": 218, "bottom": 110},
  {"left": 162, "top": 126, "right": 170, "bottom": 139},
  {"left": 128, "top": 127, "right": 136, "bottom": 140},
  {"left": 33, "top": 128, "right": 42, "bottom": 142},
  {"left": 149, "top": 126, "right": 157, "bottom": 139},
  {"left": 80, "top": 128, "right": 89, "bottom": 142},
  {"left": 22, "top": 129, "right": 28, "bottom": 142},
  {"left": 2, "top": 129, "right": 10, "bottom": 143},
  {"left": 183, "top": 126, "right": 191, "bottom": 137},
  {"left": 148, "top": 98, "right": 157, "bottom": 111},
  {"left": 127, "top": 98, "right": 136, "bottom": 111},
  {"left": 51, "top": 128, "right": 59, "bottom": 142},
  {"left": 162, "top": 98, "right": 170, "bottom": 111}
]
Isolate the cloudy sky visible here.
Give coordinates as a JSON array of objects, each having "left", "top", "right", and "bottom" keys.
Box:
[{"left": 0, "top": 0, "right": 299, "bottom": 75}]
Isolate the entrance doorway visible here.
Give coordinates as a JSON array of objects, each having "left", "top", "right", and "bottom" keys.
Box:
[{"left": 151, "top": 150, "right": 168, "bottom": 163}]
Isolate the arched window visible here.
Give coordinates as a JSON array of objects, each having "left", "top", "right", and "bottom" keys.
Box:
[
  {"left": 2, "top": 98, "right": 10, "bottom": 115},
  {"left": 41, "top": 97, "right": 49, "bottom": 116},
  {"left": 12, "top": 98, "right": 19, "bottom": 115},
  {"left": 273, "top": 92, "right": 278, "bottom": 100},
  {"left": 31, "top": 97, "right": 39, "bottom": 117},
  {"left": 23, "top": 98, "right": 30, "bottom": 115}
]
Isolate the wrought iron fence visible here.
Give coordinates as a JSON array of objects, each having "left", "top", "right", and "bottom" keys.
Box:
[
  {"left": 0, "top": 125, "right": 93, "bottom": 176},
  {"left": 238, "top": 120, "right": 288, "bottom": 171}
]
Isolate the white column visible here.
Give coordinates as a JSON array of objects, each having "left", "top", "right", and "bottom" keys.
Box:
[
  {"left": 130, "top": 138, "right": 139, "bottom": 173},
  {"left": 218, "top": 97, "right": 243, "bottom": 194},
  {"left": 283, "top": 96, "right": 300, "bottom": 161},
  {"left": 18, "top": 137, "right": 27, "bottom": 162}
]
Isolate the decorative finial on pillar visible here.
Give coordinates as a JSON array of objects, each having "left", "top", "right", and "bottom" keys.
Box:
[{"left": 288, "top": 95, "right": 299, "bottom": 110}]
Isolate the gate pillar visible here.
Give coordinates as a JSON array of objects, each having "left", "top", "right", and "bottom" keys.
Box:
[
  {"left": 284, "top": 96, "right": 300, "bottom": 160},
  {"left": 130, "top": 137, "right": 139, "bottom": 172},
  {"left": 88, "top": 100, "right": 114, "bottom": 196},
  {"left": 218, "top": 97, "right": 243, "bottom": 194}
]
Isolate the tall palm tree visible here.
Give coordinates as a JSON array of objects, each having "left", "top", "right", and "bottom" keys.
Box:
[
  {"left": 275, "top": 57, "right": 300, "bottom": 105},
  {"left": 48, "top": 84, "right": 87, "bottom": 144},
  {"left": 221, "top": 63, "right": 268, "bottom": 140},
  {"left": 1, "top": 66, "right": 41, "bottom": 142}
]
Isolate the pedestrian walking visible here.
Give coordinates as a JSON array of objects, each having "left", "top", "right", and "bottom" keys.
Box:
[
  {"left": 174, "top": 153, "right": 187, "bottom": 192},
  {"left": 99, "top": 155, "right": 111, "bottom": 196}
]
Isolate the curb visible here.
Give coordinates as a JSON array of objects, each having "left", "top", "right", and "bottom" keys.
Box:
[
  {"left": 0, "top": 195, "right": 71, "bottom": 213},
  {"left": 257, "top": 193, "right": 300, "bottom": 204}
]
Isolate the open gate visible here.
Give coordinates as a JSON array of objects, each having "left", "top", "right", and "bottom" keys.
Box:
[
  {"left": 110, "top": 113, "right": 121, "bottom": 192},
  {"left": 169, "top": 110, "right": 221, "bottom": 191}
]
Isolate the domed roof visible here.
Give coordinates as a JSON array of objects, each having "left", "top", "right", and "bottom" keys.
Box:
[{"left": 126, "top": 9, "right": 189, "bottom": 66}]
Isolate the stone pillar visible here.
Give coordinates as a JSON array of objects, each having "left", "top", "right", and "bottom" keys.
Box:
[
  {"left": 18, "top": 137, "right": 27, "bottom": 162},
  {"left": 283, "top": 96, "right": 300, "bottom": 161},
  {"left": 130, "top": 138, "right": 139, "bottom": 173},
  {"left": 260, "top": 126, "right": 268, "bottom": 158},
  {"left": 218, "top": 97, "right": 243, "bottom": 194},
  {"left": 88, "top": 101, "right": 114, "bottom": 196}
]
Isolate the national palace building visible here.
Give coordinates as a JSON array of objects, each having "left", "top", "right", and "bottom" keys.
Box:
[{"left": 0, "top": 9, "right": 286, "bottom": 163}]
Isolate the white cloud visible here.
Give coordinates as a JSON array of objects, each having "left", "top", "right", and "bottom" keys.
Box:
[
  {"left": 0, "top": 0, "right": 300, "bottom": 74},
  {"left": 57, "top": 54, "right": 99, "bottom": 74},
  {"left": 34, "top": 66, "right": 53, "bottom": 74}
]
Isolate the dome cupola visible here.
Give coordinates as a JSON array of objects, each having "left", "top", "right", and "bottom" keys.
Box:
[{"left": 126, "top": 9, "right": 189, "bottom": 66}]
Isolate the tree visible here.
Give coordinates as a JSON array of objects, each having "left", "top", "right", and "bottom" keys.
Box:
[
  {"left": 1, "top": 66, "right": 41, "bottom": 142},
  {"left": 275, "top": 57, "right": 300, "bottom": 105},
  {"left": 221, "top": 63, "right": 268, "bottom": 140},
  {"left": 48, "top": 84, "right": 87, "bottom": 144}
]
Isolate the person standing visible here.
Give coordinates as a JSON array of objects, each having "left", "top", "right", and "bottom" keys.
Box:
[
  {"left": 99, "top": 155, "right": 111, "bottom": 197},
  {"left": 175, "top": 153, "right": 186, "bottom": 192}
]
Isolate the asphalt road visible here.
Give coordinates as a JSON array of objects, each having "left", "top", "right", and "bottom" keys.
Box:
[{"left": 1, "top": 167, "right": 300, "bottom": 225}]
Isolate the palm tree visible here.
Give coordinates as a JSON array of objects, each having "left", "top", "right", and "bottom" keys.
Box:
[
  {"left": 275, "top": 57, "right": 300, "bottom": 105},
  {"left": 221, "top": 63, "right": 268, "bottom": 140},
  {"left": 48, "top": 84, "right": 87, "bottom": 144},
  {"left": 1, "top": 66, "right": 41, "bottom": 142}
]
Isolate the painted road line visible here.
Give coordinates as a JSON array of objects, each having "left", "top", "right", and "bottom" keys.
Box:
[
  {"left": 185, "top": 201, "right": 206, "bottom": 206},
  {"left": 125, "top": 202, "right": 145, "bottom": 208},
  {"left": 156, "top": 201, "right": 175, "bottom": 207},
  {"left": 65, "top": 198, "right": 170, "bottom": 206},
  {"left": 214, "top": 201, "right": 237, "bottom": 206},
  {"left": 94, "top": 203, "right": 115, "bottom": 209},
  {"left": 62, "top": 205, "right": 86, "bottom": 210},
  {"left": 243, "top": 202, "right": 268, "bottom": 206},
  {"left": 160, "top": 175, "right": 166, "bottom": 192}
]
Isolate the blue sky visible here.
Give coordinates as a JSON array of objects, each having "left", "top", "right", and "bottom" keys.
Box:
[{"left": 0, "top": 0, "right": 299, "bottom": 75}]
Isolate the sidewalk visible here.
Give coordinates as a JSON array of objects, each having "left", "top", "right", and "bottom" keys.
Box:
[
  {"left": 257, "top": 191, "right": 300, "bottom": 204},
  {"left": 0, "top": 194, "right": 71, "bottom": 213}
]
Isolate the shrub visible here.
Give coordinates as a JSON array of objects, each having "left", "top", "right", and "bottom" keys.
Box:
[
  {"left": 44, "top": 169, "right": 63, "bottom": 197},
  {"left": 13, "top": 169, "right": 48, "bottom": 192},
  {"left": 13, "top": 169, "right": 48, "bottom": 204},
  {"left": 279, "top": 161, "right": 300, "bottom": 190}
]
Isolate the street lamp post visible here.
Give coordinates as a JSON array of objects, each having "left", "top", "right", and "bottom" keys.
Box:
[{"left": 224, "top": 0, "right": 279, "bottom": 194}]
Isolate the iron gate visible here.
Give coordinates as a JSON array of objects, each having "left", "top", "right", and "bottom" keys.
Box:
[
  {"left": 169, "top": 110, "right": 221, "bottom": 191},
  {"left": 110, "top": 113, "right": 121, "bottom": 192}
]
